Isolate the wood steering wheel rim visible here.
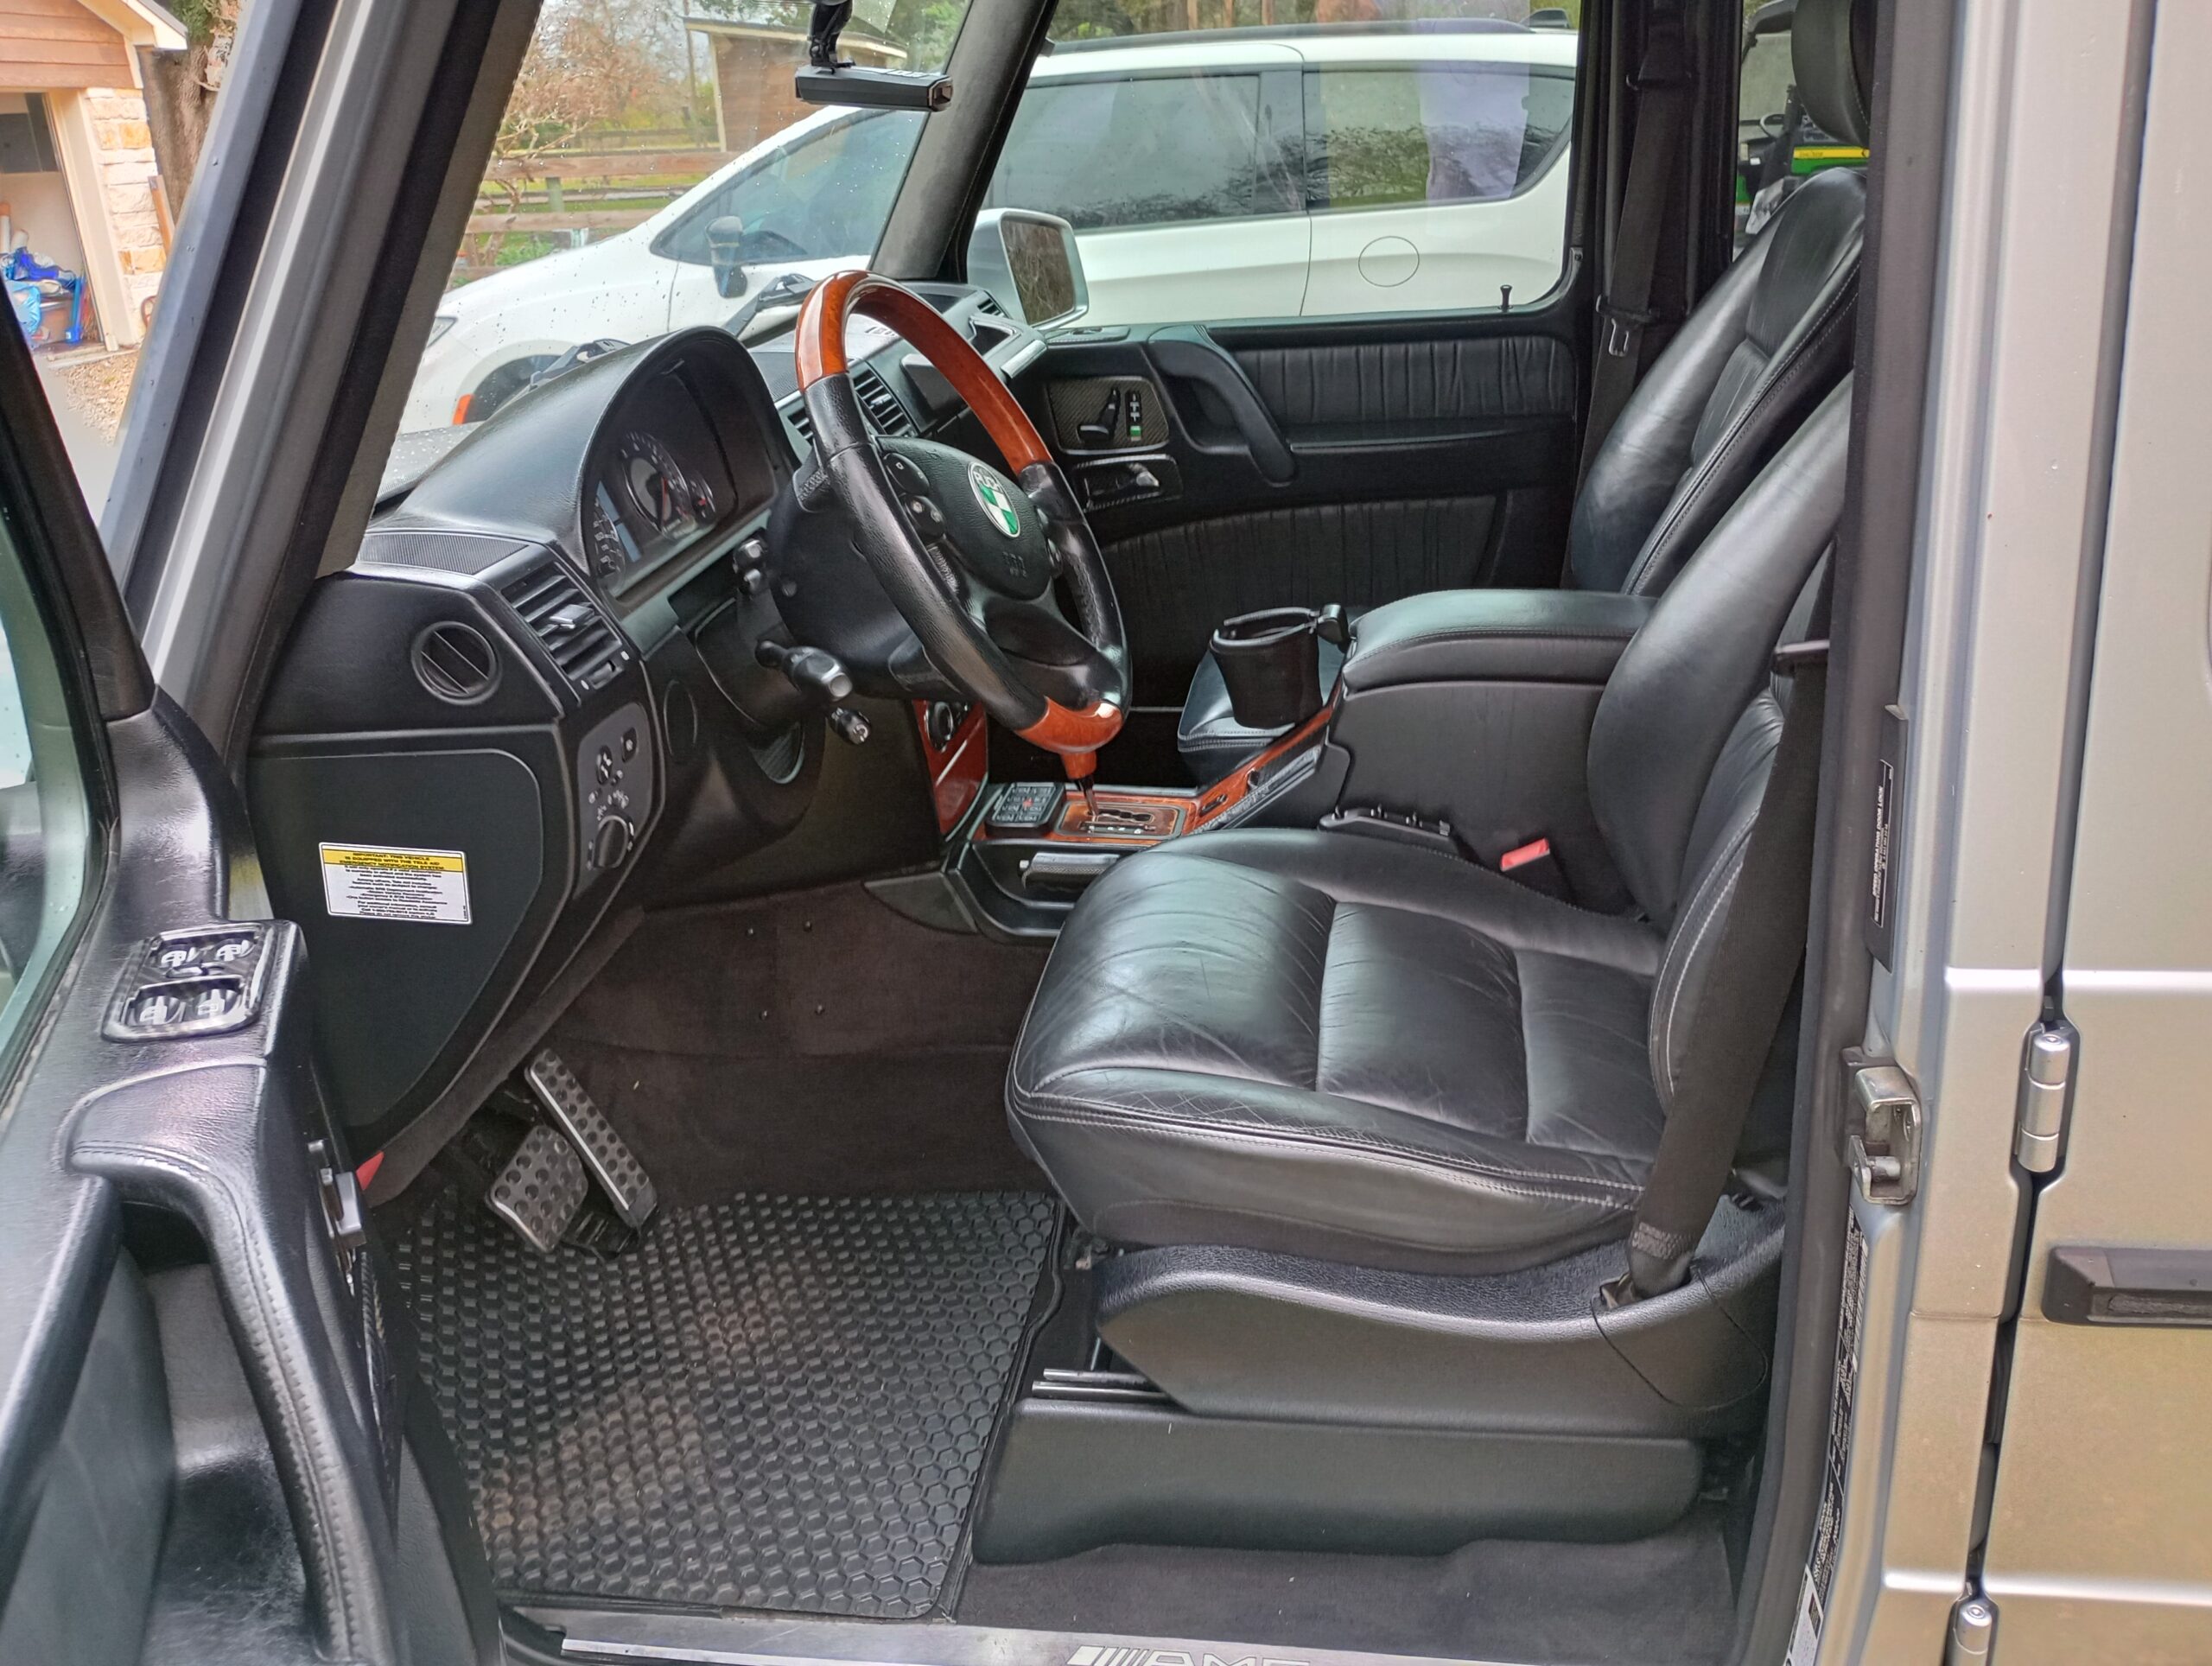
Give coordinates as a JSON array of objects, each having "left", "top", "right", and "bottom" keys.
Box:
[{"left": 793, "top": 270, "right": 1126, "bottom": 773}]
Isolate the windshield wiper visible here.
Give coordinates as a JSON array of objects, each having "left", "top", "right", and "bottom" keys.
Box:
[{"left": 728, "top": 271, "right": 820, "bottom": 344}]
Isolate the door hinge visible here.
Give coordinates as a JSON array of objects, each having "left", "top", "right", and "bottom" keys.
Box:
[
  {"left": 1944, "top": 1591, "right": 1997, "bottom": 1663},
  {"left": 1844, "top": 1050, "right": 1922, "bottom": 1206},
  {"left": 2014, "top": 1020, "right": 2076, "bottom": 1174}
]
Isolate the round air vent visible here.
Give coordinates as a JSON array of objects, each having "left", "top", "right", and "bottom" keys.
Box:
[{"left": 412, "top": 620, "right": 499, "bottom": 703}]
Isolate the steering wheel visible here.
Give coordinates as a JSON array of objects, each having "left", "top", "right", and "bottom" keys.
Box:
[{"left": 792, "top": 270, "right": 1128, "bottom": 781}]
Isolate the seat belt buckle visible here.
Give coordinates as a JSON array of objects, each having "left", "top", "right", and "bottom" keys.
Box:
[
  {"left": 1772, "top": 638, "right": 1831, "bottom": 676},
  {"left": 1498, "top": 836, "right": 1574, "bottom": 903}
]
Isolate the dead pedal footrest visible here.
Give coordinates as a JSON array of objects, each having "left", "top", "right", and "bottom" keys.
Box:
[
  {"left": 524, "top": 1048, "right": 658, "bottom": 1228},
  {"left": 487, "top": 1124, "right": 589, "bottom": 1254}
]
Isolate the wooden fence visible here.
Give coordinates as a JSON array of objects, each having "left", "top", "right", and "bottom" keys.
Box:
[{"left": 455, "top": 147, "right": 730, "bottom": 281}]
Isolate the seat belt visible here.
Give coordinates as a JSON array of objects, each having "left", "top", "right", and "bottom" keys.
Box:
[
  {"left": 1608, "top": 618, "right": 1832, "bottom": 1304},
  {"left": 1580, "top": 0, "right": 1693, "bottom": 486}
]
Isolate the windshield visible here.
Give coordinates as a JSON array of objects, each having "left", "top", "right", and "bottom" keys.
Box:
[{"left": 396, "top": 0, "right": 967, "bottom": 448}]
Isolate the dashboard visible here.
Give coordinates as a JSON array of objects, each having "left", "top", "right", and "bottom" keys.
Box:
[{"left": 248, "top": 287, "right": 1044, "bottom": 1159}]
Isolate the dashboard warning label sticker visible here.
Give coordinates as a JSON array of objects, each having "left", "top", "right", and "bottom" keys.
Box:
[{"left": 319, "top": 843, "right": 471, "bottom": 925}]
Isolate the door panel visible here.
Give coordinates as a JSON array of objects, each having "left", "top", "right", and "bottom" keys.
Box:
[
  {"left": 0, "top": 306, "right": 499, "bottom": 1664},
  {"left": 1025, "top": 312, "right": 1578, "bottom": 715}
]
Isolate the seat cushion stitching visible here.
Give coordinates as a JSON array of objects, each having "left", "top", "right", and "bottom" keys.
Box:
[{"left": 1010, "top": 1084, "right": 1646, "bottom": 1203}]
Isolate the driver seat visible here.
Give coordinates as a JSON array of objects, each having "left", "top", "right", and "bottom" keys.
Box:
[{"left": 1009, "top": 382, "right": 1846, "bottom": 1276}]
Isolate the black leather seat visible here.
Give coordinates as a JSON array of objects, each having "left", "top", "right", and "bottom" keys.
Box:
[
  {"left": 1176, "top": 0, "right": 1872, "bottom": 781},
  {"left": 1012, "top": 382, "right": 1849, "bottom": 1275}
]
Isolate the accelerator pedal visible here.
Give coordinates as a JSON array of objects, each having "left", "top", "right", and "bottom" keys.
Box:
[
  {"left": 524, "top": 1048, "right": 658, "bottom": 1229},
  {"left": 487, "top": 1124, "right": 588, "bottom": 1254}
]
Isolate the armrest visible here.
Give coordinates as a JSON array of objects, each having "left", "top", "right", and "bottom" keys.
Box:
[{"left": 1341, "top": 590, "right": 1655, "bottom": 692}]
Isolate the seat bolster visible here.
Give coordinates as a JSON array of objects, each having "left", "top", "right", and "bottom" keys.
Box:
[
  {"left": 1566, "top": 236, "right": 1771, "bottom": 592},
  {"left": 1007, "top": 1065, "right": 1644, "bottom": 1275}
]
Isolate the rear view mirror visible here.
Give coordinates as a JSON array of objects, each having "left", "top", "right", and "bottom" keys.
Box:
[
  {"left": 965, "top": 209, "right": 1088, "bottom": 330},
  {"left": 708, "top": 217, "right": 750, "bottom": 299}
]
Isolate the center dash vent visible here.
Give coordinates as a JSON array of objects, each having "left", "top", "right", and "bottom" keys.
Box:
[
  {"left": 782, "top": 366, "right": 916, "bottom": 453},
  {"left": 852, "top": 366, "right": 914, "bottom": 436},
  {"left": 500, "top": 562, "right": 630, "bottom": 694}
]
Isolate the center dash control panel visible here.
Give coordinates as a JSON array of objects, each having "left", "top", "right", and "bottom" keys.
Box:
[{"left": 575, "top": 702, "right": 654, "bottom": 889}]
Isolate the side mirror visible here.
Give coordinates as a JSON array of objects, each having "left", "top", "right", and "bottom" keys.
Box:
[
  {"left": 965, "top": 209, "right": 1088, "bottom": 329},
  {"left": 708, "top": 216, "right": 751, "bottom": 299}
]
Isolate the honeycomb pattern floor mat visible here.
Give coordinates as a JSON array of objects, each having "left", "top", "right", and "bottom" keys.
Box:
[{"left": 392, "top": 1189, "right": 1057, "bottom": 1618}]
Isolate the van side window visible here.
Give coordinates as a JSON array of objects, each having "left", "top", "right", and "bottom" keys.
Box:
[
  {"left": 988, "top": 73, "right": 1288, "bottom": 232},
  {"left": 1306, "top": 65, "right": 1573, "bottom": 212},
  {"left": 658, "top": 111, "right": 926, "bottom": 266}
]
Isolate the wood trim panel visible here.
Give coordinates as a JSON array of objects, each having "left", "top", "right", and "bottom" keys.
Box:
[{"left": 914, "top": 700, "right": 987, "bottom": 836}]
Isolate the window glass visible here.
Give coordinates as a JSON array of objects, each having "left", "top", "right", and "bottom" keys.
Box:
[
  {"left": 401, "top": 0, "right": 971, "bottom": 437},
  {"left": 0, "top": 514, "right": 93, "bottom": 1049},
  {"left": 988, "top": 73, "right": 1272, "bottom": 232},
  {"left": 16, "top": 3, "right": 244, "bottom": 513},
  {"left": 999, "top": 5, "right": 1581, "bottom": 329},
  {"left": 655, "top": 110, "right": 927, "bottom": 266},
  {"left": 1306, "top": 64, "right": 1573, "bottom": 211}
]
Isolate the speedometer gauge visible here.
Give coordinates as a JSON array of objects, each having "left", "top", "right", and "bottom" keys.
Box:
[{"left": 618, "top": 431, "right": 690, "bottom": 535}]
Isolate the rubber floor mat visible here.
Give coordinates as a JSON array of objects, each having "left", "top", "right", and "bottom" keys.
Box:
[{"left": 392, "top": 1189, "right": 1057, "bottom": 1618}]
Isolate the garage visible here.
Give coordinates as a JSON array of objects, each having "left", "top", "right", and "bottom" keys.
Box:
[{"left": 0, "top": 0, "right": 181, "bottom": 353}]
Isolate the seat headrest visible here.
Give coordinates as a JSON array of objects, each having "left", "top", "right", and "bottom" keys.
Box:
[{"left": 1791, "top": 0, "right": 1877, "bottom": 150}]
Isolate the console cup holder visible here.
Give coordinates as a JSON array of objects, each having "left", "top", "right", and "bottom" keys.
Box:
[{"left": 1209, "top": 604, "right": 1350, "bottom": 732}]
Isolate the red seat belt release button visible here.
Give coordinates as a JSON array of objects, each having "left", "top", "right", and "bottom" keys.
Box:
[{"left": 1499, "top": 836, "right": 1551, "bottom": 872}]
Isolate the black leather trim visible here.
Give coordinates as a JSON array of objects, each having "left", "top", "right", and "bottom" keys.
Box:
[
  {"left": 1007, "top": 831, "right": 1667, "bottom": 1274},
  {"left": 1339, "top": 589, "right": 1654, "bottom": 691},
  {"left": 1233, "top": 336, "right": 1577, "bottom": 433},
  {"left": 1587, "top": 383, "right": 1850, "bottom": 925}
]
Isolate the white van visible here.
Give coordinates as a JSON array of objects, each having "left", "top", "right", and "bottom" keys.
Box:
[{"left": 404, "top": 22, "right": 1577, "bottom": 429}]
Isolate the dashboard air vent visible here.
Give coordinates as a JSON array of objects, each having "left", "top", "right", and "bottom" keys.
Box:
[
  {"left": 412, "top": 620, "right": 499, "bottom": 703},
  {"left": 783, "top": 367, "right": 912, "bottom": 449},
  {"left": 851, "top": 366, "right": 914, "bottom": 436},
  {"left": 971, "top": 291, "right": 1005, "bottom": 317},
  {"left": 500, "top": 562, "right": 630, "bottom": 693}
]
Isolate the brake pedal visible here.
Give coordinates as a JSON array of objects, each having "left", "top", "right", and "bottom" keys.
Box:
[
  {"left": 487, "top": 1123, "right": 588, "bottom": 1253},
  {"left": 524, "top": 1049, "right": 657, "bottom": 1228}
]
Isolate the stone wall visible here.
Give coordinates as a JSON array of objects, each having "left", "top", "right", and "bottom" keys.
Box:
[{"left": 82, "top": 83, "right": 164, "bottom": 330}]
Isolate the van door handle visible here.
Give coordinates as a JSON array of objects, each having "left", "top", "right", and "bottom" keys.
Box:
[{"left": 1147, "top": 329, "right": 1297, "bottom": 485}]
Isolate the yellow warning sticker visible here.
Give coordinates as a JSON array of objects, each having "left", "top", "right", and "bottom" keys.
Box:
[{"left": 319, "top": 843, "right": 471, "bottom": 925}]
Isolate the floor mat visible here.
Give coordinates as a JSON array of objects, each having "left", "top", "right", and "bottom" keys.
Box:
[{"left": 393, "top": 1188, "right": 1058, "bottom": 1618}]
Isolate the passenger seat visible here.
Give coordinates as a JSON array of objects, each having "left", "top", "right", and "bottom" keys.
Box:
[{"left": 1176, "top": 0, "right": 1873, "bottom": 781}]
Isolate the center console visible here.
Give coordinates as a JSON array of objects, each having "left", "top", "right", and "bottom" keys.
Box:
[{"left": 945, "top": 586, "right": 1658, "bottom": 938}]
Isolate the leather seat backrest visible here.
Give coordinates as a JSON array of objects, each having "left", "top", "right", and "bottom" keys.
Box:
[
  {"left": 1586, "top": 378, "right": 1850, "bottom": 928},
  {"left": 1565, "top": 0, "right": 1873, "bottom": 598}
]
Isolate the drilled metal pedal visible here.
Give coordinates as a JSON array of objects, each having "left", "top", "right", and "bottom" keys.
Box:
[
  {"left": 487, "top": 1123, "right": 588, "bottom": 1254},
  {"left": 524, "top": 1049, "right": 657, "bottom": 1228}
]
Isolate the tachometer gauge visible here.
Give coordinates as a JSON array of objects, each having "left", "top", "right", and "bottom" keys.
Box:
[{"left": 618, "top": 431, "right": 690, "bottom": 535}]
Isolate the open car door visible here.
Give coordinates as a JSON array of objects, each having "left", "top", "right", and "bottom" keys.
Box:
[{"left": 0, "top": 288, "right": 495, "bottom": 1664}]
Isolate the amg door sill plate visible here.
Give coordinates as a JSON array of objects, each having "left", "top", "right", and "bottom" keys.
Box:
[{"left": 512, "top": 1607, "right": 1522, "bottom": 1666}]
